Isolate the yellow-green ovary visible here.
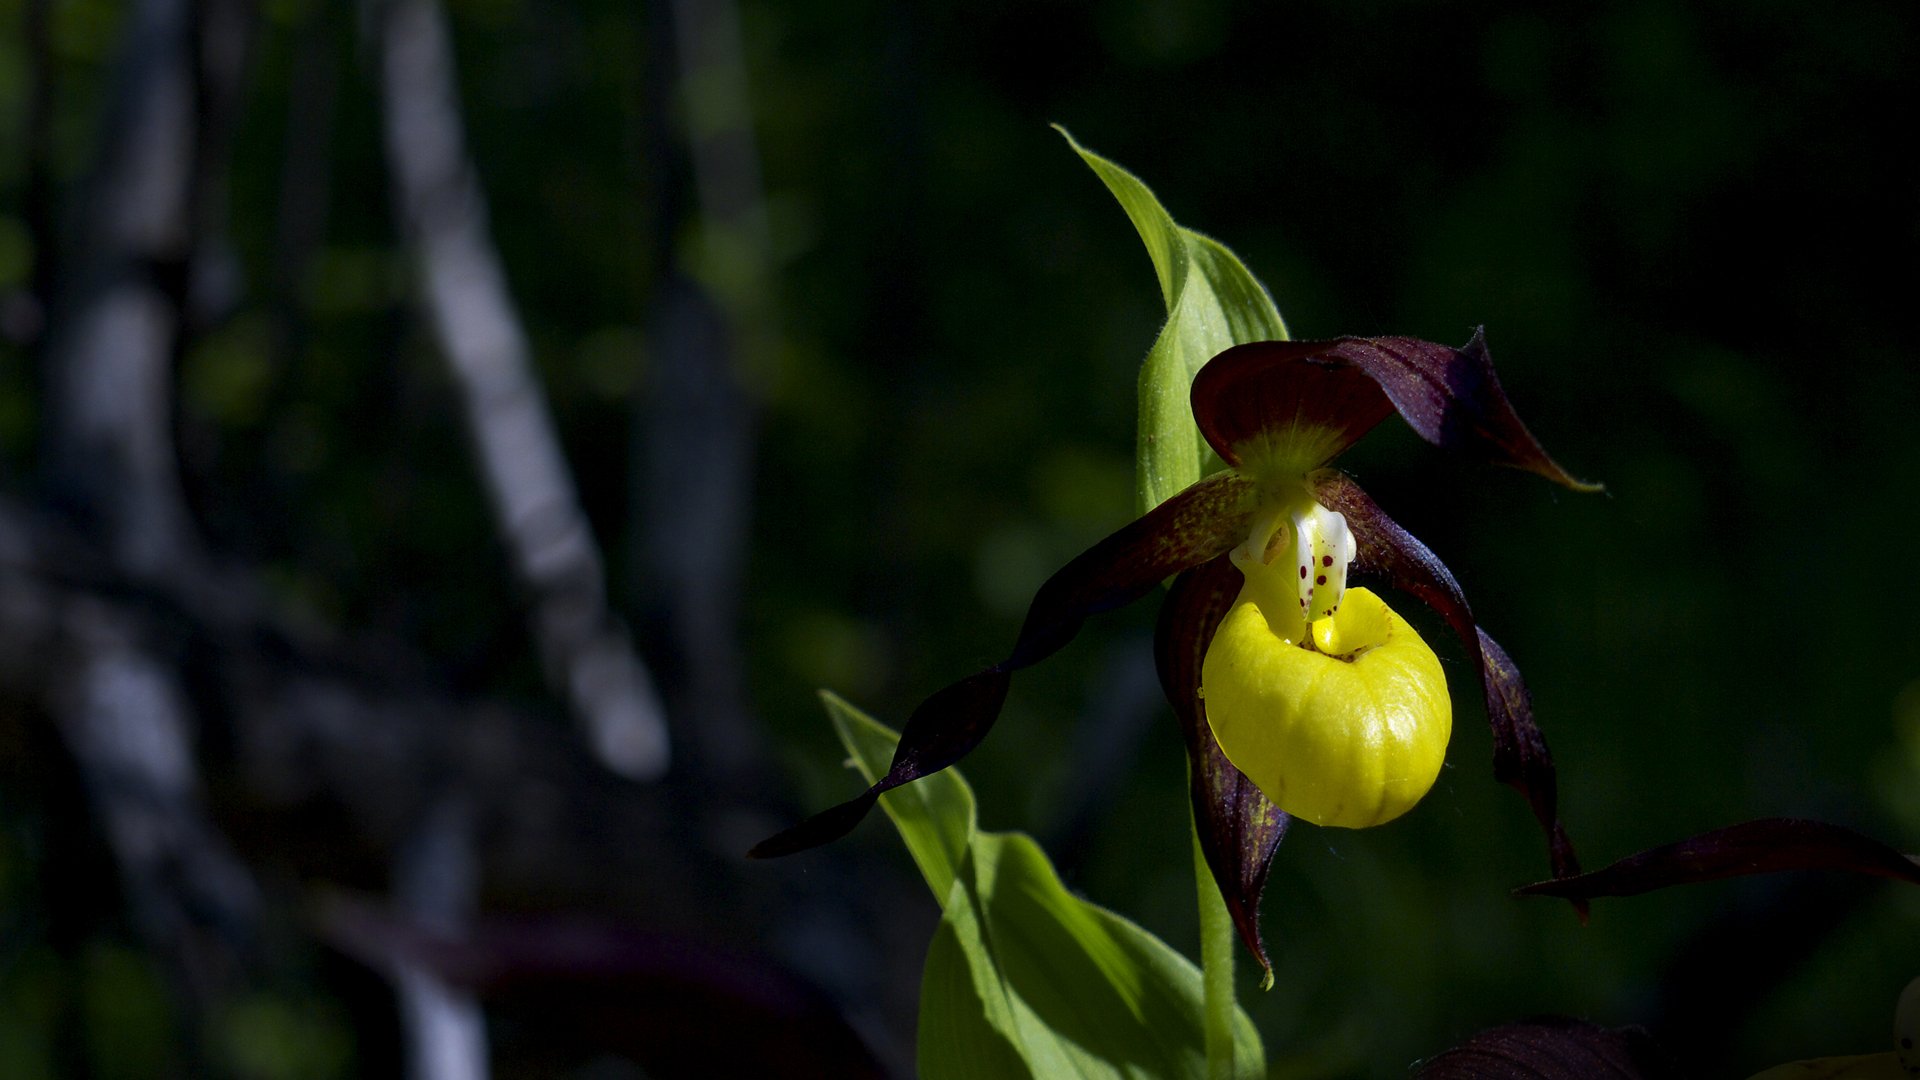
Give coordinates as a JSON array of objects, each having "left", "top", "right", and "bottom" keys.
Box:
[{"left": 1201, "top": 586, "right": 1450, "bottom": 828}]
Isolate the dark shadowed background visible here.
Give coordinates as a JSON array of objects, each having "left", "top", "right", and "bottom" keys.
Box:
[{"left": 2, "top": 0, "right": 1916, "bottom": 1076}]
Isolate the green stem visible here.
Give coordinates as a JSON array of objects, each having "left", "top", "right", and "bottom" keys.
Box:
[{"left": 1192, "top": 812, "right": 1237, "bottom": 1080}]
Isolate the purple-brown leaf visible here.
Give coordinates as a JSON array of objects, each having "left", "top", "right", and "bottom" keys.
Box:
[
  {"left": 1416, "top": 1017, "right": 1685, "bottom": 1080},
  {"left": 1312, "top": 469, "right": 1583, "bottom": 901},
  {"left": 1193, "top": 331, "right": 1598, "bottom": 489},
  {"left": 1155, "top": 552, "right": 1289, "bottom": 977},
  {"left": 318, "top": 896, "right": 887, "bottom": 1077},
  {"left": 751, "top": 471, "right": 1256, "bottom": 859},
  {"left": 1518, "top": 818, "right": 1920, "bottom": 901}
]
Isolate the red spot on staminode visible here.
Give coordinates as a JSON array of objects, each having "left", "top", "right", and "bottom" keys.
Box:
[
  {"left": 1315, "top": 574, "right": 1327, "bottom": 586},
  {"left": 1299, "top": 565, "right": 1307, "bottom": 579},
  {"left": 1321, "top": 555, "right": 1333, "bottom": 567}
]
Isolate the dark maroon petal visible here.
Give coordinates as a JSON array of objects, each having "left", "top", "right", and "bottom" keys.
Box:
[
  {"left": 1156, "top": 552, "right": 1289, "bottom": 978},
  {"left": 1416, "top": 1017, "right": 1685, "bottom": 1080},
  {"left": 1193, "top": 332, "right": 1598, "bottom": 489},
  {"left": 1312, "top": 469, "right": 1583, "bottom": 905},
  {"left": 1517, "top": 819, "right": 1920, "bottom": 901},
  {"left": 747, "top": 788, "right": 888, "bottom": 859},
  {"left": 1008, "top": 469, "right": 1258, "bottom": 666},
  {"left": 751, "top": 471, "right": 1258, "bottom": 859}
]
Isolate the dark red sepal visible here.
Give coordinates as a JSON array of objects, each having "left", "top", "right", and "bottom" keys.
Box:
[
  {"left": 1415, "top": 1017, "right": 1684, "bottom": 1080},
  {"left": 1193, "top": 332, "right": 1599, "bottom": 490},
  {"left": 750, "top": 471, "right": 1258, "bottom": 859},
  {"left": 1190, "top": 340, "right": 1395, "bottom": 469},
  {"left": 1311, "top": 469, "right": 1583, "bottom": 905},
  {"left": 1156, "top": 552, "right": 1289, "bottom": 978},
  {"left": 1516, "top": 818, "right": 1920, "bottom": 901}
]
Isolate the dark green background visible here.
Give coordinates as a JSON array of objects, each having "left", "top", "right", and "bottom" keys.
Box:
[{"left": 2, "top": 0, "right": 1915, "bottom": 1075}]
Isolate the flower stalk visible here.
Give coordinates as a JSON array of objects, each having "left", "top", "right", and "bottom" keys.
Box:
[{"left": 1193, "top": 812, "right": 1243, "bottom": 1077}]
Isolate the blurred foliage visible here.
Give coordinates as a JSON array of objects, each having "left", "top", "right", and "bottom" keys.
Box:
[{"left": 2, "top": 0, "right": 1916, "bottom": 1075}]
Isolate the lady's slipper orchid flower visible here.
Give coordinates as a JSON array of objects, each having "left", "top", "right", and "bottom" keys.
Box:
[{"left": 753, "top": 329, "right": 1598, "bottom": 976}]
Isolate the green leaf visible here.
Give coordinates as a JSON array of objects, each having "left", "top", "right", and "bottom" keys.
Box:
[
  {"left": 823, "top": 693, "right": 1266, "bottom": 1079},
  {"left": 823, "top": 690, "right": 975, "bottom": 904},
  {"left": 1055, "top": 127, "right": 1290, "bottom": 516}
]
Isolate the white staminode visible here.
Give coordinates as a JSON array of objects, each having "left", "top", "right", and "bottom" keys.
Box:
[
  {"left": 1227, "top": 496, "right": 1357, "bottom": 643},
  {"left": 1292, "top": 502, "right": 1354, "bottom": 623}
]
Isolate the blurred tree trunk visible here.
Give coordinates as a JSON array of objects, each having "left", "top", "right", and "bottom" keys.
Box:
[
  {"left": 42, "top": 0, "right": 201, "bottom": 576},
  {"left": 391, "top": 799, "right": 488, "bottom": 1080},
  {"left": 0, "top": 0, "right": 924, "bottom": 1070},
  {"left": 29, "top": 0, "right": 261, "bottom": 1050},
  {"left": 374, "top": 0, "right": 671, "bottom": 783}
]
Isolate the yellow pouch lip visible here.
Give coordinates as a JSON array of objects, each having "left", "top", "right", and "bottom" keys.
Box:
[{"left": 1201, "top": 586, "right": 1450, "bottom": 829}]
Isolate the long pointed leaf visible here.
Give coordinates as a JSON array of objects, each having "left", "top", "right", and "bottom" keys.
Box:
[
  {"left": 821, "top": 697, "right": 1267, "bottom": 1079},
  {"left": 1057, "top": 127, "right": 1289, "bottom": 515},
  {"left": 824, "top": 690, "right": 975, "bottom": 904}
]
